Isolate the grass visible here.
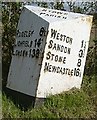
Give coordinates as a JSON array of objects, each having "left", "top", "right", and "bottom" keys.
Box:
[{"left": 2, "top": 75, "right": 97, "bottom": 119}]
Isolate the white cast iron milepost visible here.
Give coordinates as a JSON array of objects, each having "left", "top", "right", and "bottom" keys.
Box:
[{"left": 7, "top": 5, "right": 93, "bottom": 105}]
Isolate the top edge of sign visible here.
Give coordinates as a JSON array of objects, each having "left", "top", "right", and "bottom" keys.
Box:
[{"left": 24, "top": 5, "right": 93, "bottom": 23}]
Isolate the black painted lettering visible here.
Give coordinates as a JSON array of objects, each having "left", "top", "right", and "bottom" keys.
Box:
[
  {"left": 51, "top": 53, "right": 54, "bottom": 60},
  {"left": 76, "top": 68, "right": 80, "bottom": 76},
  {"left": 67, "top": 48, "right": 71, "bottom": 54},
  {"left": 49, "top": 65, "right": 52, "bottom": 72},
  {"left": 50, "top": 14, "right": 54, "bottom": 17},
  {"left": 57, "top": 16, "right": 61, "bottom": 18},
  {"left": 60, "top": 45, "right": 64, "bottom": 52},
  {"left": 63, "top": 16, "right": 67, "bottom": 19},
  {"left": 16, "top": 29, "right": 20, "bottom": 37},
  {"left": 40, "top": 12, "right": 45, "bottom": 15},
  {"left": 68, "top": 69, "right": 71, "bottom": 75},
  {"left": 30, "top": 41, "right": 33, "bottom": 47},
  {"left": 79, "top": 49, "right": 83, "bottom": 57},
  {"left": 44, "top": 62, "right": 49, "bottom": 72},
  {"left": 57, "top": 44, "right": 61, "bottom": 51},
  {"left": 74, "top": 68, "right": 76, "bottom": 76},
  {"left": 22, "top": 50, "right": 25, "bottom": 56},
  {"left": 16, "top": 29, "right": 34, "bottom": 37},
  {"left": 58, "top": 56, "right": 62, "bottom": 63},
  {"left": 25, "top": 51, "right": 28, "bottom": 56},
  {"left": 52, "top": 11, "right": 56, "bottom": 13},
  {"left": 52, "top": 43, "right": 56, "bottom": 50},
  {"left": 36, "top": 49, "right": 40, "bottom": 58},
  {"left": 64, "top": 47, "right": 67, "bottom": 53},
  {"left": 65, "top": 68, "right": 68, "bottom": 74},
  {"left": 51, "top": 29, "right": 57, "bottom": 39},
  {"left": 58, "top": 11, "right": 63, "bottom": 14},
  {"left": 26, "top": 41, "right": 29, "bottom": 47},
  {"left": 43, "top": 62, "right": 81, "bottom": 77},
  {"left": 48, "top": 40, "right": 53, "bottom": 49},
  {"left": 60, "top": 67, "right": 63, "bottom": 74},
  {"left": 63, "top": 57, "right": 66, "bottom": 64},
  {"left": 21, "top": 32, "right": 25, "bottom": 37},
  {"left": 45, "top": 14, "right": 49, "bottom": 16},
  {"left": 32, "top": 49, "right": 35, "bottom": 58},
  {"left": 74, "top": 68, "right": 81, "bottom": 77},
  {"left": 29, "top": 49, "right": 32, "bottom": 57},
  {"left": 52, "top": 66, "right": 57, "bottom": 73},
  {"left": 71, "top": 69, "right": 73, "bottom": 76},
  {"left": 37, "top": 38, "right": 42, "bottom": 47},
  {"left": 57, "top": 66, "right": 59, "bottom": 73},
  {"left": 39, "top": 27, "right": 46, "bottom": 37},
  {"left": 63, "top": 35, "right": 66, "bottom": 42},
  {"left": 63, "top": 68, "right": 66, "bottom": 74},
  {"left": 66, "top": 37, "right": 70, "bottom": 43},
  {"left": 81, "top": 40, "right": 84, "bottom": 48},
  {"left": 77, "top": 59, "right": 81, "bottom": 67},
  {"left": 55, "top": 55, "right": 58, "bottom": 62},
  {"left": 25, "top": 31, "right": 27, "bottom": 37},
  {"left": 56, "top": 33, "right": 60, "bottom": 40},
  {"left": 60, "top": 34, "right": 63, "bottom": 41},
  {"left": 70, "top": 38, "right": 73, "bottom": 45},
  {"left": 28, "top": 30, "right": 34, "bottom": 37},
  {"left": 46, "top": 51, "right": 51, "bottom": 60},
  {"left": 34, "top": 39, "right": 37, "bottom": 48}
]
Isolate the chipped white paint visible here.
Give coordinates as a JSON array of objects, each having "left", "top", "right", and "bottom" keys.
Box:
[{"left": 7, "top": 5, "right": 93, "bottom": 98}]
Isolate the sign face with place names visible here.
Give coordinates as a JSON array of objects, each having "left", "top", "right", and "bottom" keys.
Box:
[{"left": 7, "top": 5, "right": 93, "bottom": 98}]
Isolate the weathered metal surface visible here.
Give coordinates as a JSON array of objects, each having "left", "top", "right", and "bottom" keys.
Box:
[
  {"left": 7, "top": 6, "right": 49, "bottom": 97},
  {"left": 7, "top": 5, "right": 93, "bottom": 98}
]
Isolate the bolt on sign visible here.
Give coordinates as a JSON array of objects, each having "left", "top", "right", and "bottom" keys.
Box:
[{"left": 7, "top": 6, "right": 93, "bottom": 99}]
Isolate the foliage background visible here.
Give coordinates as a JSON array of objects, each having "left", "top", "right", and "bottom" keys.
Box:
[{"left": 1, "top": 1, "right": 97, "bottom": 119}]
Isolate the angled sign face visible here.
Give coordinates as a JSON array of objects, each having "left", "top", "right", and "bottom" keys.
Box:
[{"left": 7, "top": 5, "right": 93, "bottom": 98}]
